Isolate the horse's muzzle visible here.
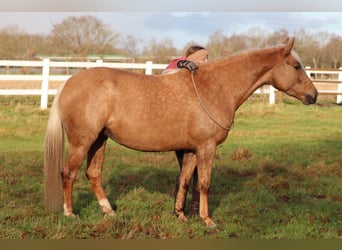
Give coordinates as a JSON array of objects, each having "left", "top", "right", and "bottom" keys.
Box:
[{"left": 305, "top": 90, "right": 318, "bottom": 104}]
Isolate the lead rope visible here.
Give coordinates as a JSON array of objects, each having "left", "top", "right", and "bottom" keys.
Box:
[{"left": 190, "top": 72, "right": 233, "bottom": 131}]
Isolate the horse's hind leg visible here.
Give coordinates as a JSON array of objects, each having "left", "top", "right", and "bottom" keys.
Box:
[
  {"left": 86, "top": 133, "right": 114, "bottom": 216},
  {"left": 62, "top": 146, "right": 88, "bottom": 216},
  {"left": 174, "top": 152, "right": 197, "bottom": 222},
  {"left": 189, "top": 168, "right": 199, "bottom": 216},
  {"left": 173, "top": 150, "right": 184, "bottom": 198}
]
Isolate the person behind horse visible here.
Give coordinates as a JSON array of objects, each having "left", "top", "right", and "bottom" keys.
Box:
[
  {"left": 162, "top": 45, "right": 209, "bottom": 216},
  {"left": 162, "top": 45, "right": 208, "bottom": 75}
]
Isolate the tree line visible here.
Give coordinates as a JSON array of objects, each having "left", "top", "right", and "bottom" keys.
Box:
[{"left": 1, "top": 15, "right": 342, "bottom": 68}]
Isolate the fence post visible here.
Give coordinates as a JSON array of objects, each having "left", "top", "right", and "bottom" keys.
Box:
[
  {"left": 337, "top": 67, "right": 342, "bottom": 104},
  {"left": 40, "top": 58, "right": 50, "bottom": 109},
  {"left": 145, "top": 61, "right": 153, "bottom": 75},
  {"left": 305, "top": 66, "right": 311, "bottom": 78},
  {"left": 96, "top": 59, "right": 103, "bottom": 66},
  {"left": 269, "top": 85, "right": 276, "bottom": 105}
]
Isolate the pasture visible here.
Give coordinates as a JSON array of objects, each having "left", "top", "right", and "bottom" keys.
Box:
[{"left": 0, "top": 96, "right": 341, "bottom": 239}]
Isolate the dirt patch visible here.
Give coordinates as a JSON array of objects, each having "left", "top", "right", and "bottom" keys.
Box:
[
  {"left": 231, "top": 147, "right": 253, "bottom": 161},
  {"left": 316, "top": 102, "right": 342, "bottom": 107}
]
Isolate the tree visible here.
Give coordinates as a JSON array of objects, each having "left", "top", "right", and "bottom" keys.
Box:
[
  {"left": 50, "top": 15, "right": 119, "bottom": 59},
  {"left": 244, "top": 27, "right": 270, "bottom": 49},
  {"left": 225, "top": 34, "right": 249, "bottom": 54},
  {"left": 322, "top": 35, "right": 342, "bottom": 68},
  {"left": 206, "top": 31, "right": 230, "bottom": 59},
  {"left": 265, "top": 29, "right": 289, "bottom": 47},
  {"left": 142, "top": 38, "right": 177, "bottom": 63},
  {"left": 294, "top": 29, "right": 324, "bottom": 68},
  {"left": 0, "top": 26, "right": 22, "bottom": 59},
  {"left": 120, "top": 35, "right": 142, "bottom": 61},
  {"left": 0, "top": 25, "right": 49, "bottom": 59}
]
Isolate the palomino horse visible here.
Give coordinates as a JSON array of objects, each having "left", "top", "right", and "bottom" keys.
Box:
[{"left": 44, "top": 38, "right": 317, "bottom": 227}]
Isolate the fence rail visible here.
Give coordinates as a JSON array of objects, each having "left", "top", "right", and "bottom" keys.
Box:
[
  {"left": 1, "top": 59, "right": 342, "bottom": 109},
  {"left": 0, "top": 59, "right": 167, "bottom": 109},
  {"left": 305, "top": 67, "right": 342, "bottom": 104}
]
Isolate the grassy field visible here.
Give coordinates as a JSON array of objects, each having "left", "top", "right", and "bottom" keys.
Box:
[{"left": 0, "top": 96, "right": 341, "bottom": 239}]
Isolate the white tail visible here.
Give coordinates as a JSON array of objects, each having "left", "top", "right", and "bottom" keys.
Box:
[{"left": 44, "top": 84, "right": 66, "bottom": 211}]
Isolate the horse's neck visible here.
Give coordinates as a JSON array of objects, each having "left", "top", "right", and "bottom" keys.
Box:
[{"left": 215, "top": 48, "right": 280, "bottom": 108}]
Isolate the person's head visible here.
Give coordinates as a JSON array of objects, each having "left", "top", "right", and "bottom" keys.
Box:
[
  {"left": 185, "top": 45, "right": 208, "bottom": 64},
  {"left": 185, "top": 45, "right": 206, "bottom": 57}
]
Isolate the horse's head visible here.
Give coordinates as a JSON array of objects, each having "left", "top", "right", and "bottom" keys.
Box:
[{"left": 270, "top": 38, "right": 318, "bottom": 105}]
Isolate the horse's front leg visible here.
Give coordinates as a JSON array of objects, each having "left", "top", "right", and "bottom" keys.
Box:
[
  {"left": 174, "top": 152, "right": 197, "bottom": 222},
  {"left": 196, "top": 143, "right": 216, "bottom": 228}
]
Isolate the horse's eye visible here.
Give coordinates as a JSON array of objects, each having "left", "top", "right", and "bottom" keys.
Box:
[{"left": 294, "top": 64, "right": 301, "bottom": 70}]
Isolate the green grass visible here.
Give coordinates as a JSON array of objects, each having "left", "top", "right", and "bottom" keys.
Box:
[{"left": 0, "top": 96, "right": 341, "bottom": 239}]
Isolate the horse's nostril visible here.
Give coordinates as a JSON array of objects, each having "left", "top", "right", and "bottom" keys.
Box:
[{"left": 305, "top": 93, "right": 317, "bottom": 104}]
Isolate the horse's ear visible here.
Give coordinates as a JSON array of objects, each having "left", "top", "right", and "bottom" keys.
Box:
[{"left": 283, "top": 37, "right": 295, "bottom": 56}]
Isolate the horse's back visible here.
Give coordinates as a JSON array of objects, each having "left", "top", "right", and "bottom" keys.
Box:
[
  {"left": 59, "top": 66, "right": 197, "bottom": 110},
  {"left": 59, "top": 67, "right": 154, "bottom": 112}
]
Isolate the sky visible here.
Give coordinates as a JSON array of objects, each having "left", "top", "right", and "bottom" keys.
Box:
[{"left": 1, "top": 1, "right": 342, "bottom": 49}]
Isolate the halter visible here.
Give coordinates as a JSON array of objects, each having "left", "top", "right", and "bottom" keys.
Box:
[{"left": 190, "top": 72, "right": 233, "bottom": 131}]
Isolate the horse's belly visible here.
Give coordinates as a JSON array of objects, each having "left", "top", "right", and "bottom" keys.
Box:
[{"left": 104, "top": 123, "right": 188, "bottom": 152}]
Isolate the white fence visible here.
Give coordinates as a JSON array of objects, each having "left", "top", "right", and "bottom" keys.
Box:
[
  {"left": 0, "top": 59, "right": 342, "bottom": 109},
  {"left": 0, "top": 59, "right": 167, "bottom": 109},
  {"left": 305, "top": 67, "right": 342, "bottom": 104}
]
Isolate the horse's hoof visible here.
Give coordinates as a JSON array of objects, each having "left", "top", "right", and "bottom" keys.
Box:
[
  {"left": 203, "top": 217, "right": 216, "bottom": 228},
  {"left": 104, "top": 210, "right": 116, "bottom": 217},
  {"left": 173, "top": 210, "right": 187, "bottom": 222},
  {"left": 64, "top": 211, "right": 76, "bottom": 217},
  {"left": 178, "top": 214, "right": 188, "bottom": 222}
]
